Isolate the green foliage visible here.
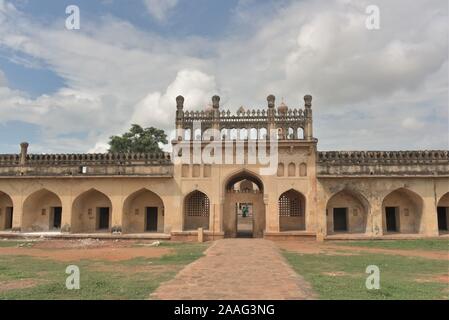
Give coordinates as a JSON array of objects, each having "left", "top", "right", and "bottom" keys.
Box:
[{"left": 108, "top": 124, "right": 167, "bottom": 153}]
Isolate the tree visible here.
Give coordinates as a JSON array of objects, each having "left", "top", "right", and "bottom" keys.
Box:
[{"left": 108, "top": 124, "right": 168, "bottom": 153}]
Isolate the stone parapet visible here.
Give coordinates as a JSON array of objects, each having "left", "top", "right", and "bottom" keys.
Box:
[
  {"left": 317, "top": 150, "right": 449, "bottom": 176},
  {"left": 0, "top": 152, "right": 173, "bottom": 177}
]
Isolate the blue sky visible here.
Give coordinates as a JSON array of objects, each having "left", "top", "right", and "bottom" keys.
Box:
[{"left": 0, "top": 0, "right": 447, "bottom": 153}]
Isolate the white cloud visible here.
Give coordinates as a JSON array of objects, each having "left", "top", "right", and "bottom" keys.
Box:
[
  {"left": 143, "top": 0, "right": 178, "bottom": 22},
  {"left": 0, "top": 0, "right": 447, "bottom": 153},
  {"left": 401, "top": 117, "right": 424, "bottom": 130}
]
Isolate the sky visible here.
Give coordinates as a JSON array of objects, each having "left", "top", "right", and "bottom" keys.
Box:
[{"left": 0, "top": 0, "right": 447, "bottom": 154}]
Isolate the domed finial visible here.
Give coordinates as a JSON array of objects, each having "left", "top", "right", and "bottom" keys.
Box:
[
  {"left": 278, "top": 98, "right": 288, "bottom": 114},
  {"left": 304, "top": 94, "right": 312, "bottom": 108},
  {"left": 176, "top": 95, "right": 184, "bottom": 109},
  {"left": 212, "top": 95, "right": 220, "bottom": 109},
  {"left": 267, "top": 94, "right": 275, "bottom": 108}
]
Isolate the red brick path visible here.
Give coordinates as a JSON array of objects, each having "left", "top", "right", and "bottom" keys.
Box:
[{"left": 150, "top": 239, "right": 316, "bottom": 300}]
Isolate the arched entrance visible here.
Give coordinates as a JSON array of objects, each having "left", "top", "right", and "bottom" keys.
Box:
[
  {"left": 0, "top": 191, "right": 13, "bottom": 230},
  {"left": 382, "top": 188, "right": 423, "bottom": 234},
  {"left": 437, "top": 192, "right": 449, "bottom": 233},
  {"left": 279, "top": 189, "right": 306, "bottom": 231},
  {"left": 22, "top": 189, "right": 62, "bottom": 232},
  {"left": 123, "top": 189, "right": 164, "bottom": 233},
  {"left": 223, "top": 170, "right": 265, "bottom": 238},
  {"left": 183, "top": 190, "right": 210, "bottom": 231},
  {"left": 326, "top": 189, "right": 369, "bottom": 234},
  {"left": 72, "top": 189, "right": 112, "bottom": 233}
]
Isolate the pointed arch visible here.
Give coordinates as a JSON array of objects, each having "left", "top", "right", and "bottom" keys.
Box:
[
  {"left": 0, "top": 191, "right": 13, "bottom": 230},
  {"left": 223, "top": 169, "right": 265, "bottom": 238},
  {"left": 71, "top": 188, "right": 112, "bottom": 233},
  {"left": 326, "top": 189, "right": 370, "bottom": 234},
  {"left": 123, "top": 188, "right": 164, "bottom": 233},
  {"left": 288, "top": 162, "right": 296, "bottom": 177},
  {"left": 279, "top": 189, "right": 306, "bottom": 231},
  {"left": 224, "top": 169, "right": 264, "bottom": 192},
  {"left": 277, "top": 163, "right": 285, "bottom": 177},
  {"left": 382, "top": 188, "right": 423, "bottom": 234},
  {"left": 183, "top": 190, "right": 210, "bottom": 231},
  {"left": 22, "top": 189, "right": 62, "bottom": 232}
]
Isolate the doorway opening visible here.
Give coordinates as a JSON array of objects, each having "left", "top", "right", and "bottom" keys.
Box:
[
  {"left": 333, "top": 208, "right": 347, "bottom": 232},
  {"left": 5, "top": 207, "right": 13, "bottom": 230},
  {"left": 146, "top": 207, "right": 158, "bottom": 232},
  {"left": 385, "top": 207, "right": 398, "bottom": 232},
  {"left": 223, "top": 171, "right": 265, "bottom": 238},
  {"left": 236, "top": 202, "right": 253, "bottom": 238},
  {"left": 97, "top": 207, "right": 110, "bottom": 230},
  {"left": 50, "top": 207, "right": 62, "bottom": 229},
  {"left": 437, "top": 207, "right": 448, "bottom": 231}
]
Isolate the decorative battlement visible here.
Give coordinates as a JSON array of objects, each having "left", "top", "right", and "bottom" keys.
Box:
[
  {"left": 318, "top": 150, "right": 449, "bottom": 164},
  {"left": 175, "top": 94, "right": 313, "bottom": 141},
  {"left": 0, "top": 151, "right": 173, "bottom": 177},
  {"left": 0, "top": 152, "right": 171, "bottom": 166},
  {"left": 317, "top": 150, "right": 449, "bottom": 176}
]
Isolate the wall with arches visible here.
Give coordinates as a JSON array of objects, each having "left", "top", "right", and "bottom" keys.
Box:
[
  {"left": 326, "top": 190, "right": 369, "bottom": 234},
  {"left": 122, "top": 189, "right": 165, "bottom": 233},
  {"left": 317, "top": 177, "right": 448, "bottom": 237},
  {"left": 22, "top": 189, "right": 62, "bottom": 232}
]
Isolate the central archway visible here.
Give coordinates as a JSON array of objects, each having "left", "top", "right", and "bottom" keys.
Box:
[{"left": 223, "top": 170, "right": 265, "bottom": 238}]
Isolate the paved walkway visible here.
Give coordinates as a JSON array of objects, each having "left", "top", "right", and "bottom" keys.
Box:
[{"left": 150, "top": 239, "right": 316, "bottom": 300}]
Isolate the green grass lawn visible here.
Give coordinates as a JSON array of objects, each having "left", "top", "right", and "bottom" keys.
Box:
[
  {"left": 331, "top": 239, "right": 449, "bottom": 251},
  {"left": 0, "top": 241, "right": 208, "bottom": 300},
  {"left": 283, "top": 242, "right": 449, "bottom": 300}
]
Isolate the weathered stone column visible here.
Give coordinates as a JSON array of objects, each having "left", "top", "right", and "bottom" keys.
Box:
[
  {"left": 110, "top": 195, "right": 123, "bottom": 233},
  {"left": 265, "top": 195, "right": 279, "bottom": 232},
  {"left": 11, "top": 195, "right": 23, "bottom": 232},
  {"left": 369, "top": 197, "right": 383, "bottom": 236},
  {"left": 60, "top": 195, "right": 73, "bottom": 233},
  {"left": 421, "top": 196, "right": 439, "bottom": 236}
]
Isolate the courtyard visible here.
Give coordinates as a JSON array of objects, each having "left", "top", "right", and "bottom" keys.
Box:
[{"left": 0, "top": 238, "right": 447, "bottom": 300}]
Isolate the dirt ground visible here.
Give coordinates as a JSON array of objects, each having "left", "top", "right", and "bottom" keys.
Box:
[
  {"left": 0, "top": 279, "right": 41, "bottom": 293},
  {"left": 275, "top": 240, "right": 449, "bottom": 261},
  {"left": 0, "top": 239, "right": 172, "bottom": 262}
]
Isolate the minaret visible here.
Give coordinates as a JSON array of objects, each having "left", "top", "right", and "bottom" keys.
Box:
[
  {"left": 267, "top": 94, "right": 276, "bottom": 139},
  {"left": 304, "top": 95, "right": 313, "bottom": 140},
  {"left": 175, "top": 95, "right": 184, "bottom": 140}
]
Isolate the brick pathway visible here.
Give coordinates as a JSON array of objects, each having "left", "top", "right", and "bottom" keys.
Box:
[{"left": 150, "top": 239, "right": 316, "bottom": 300}]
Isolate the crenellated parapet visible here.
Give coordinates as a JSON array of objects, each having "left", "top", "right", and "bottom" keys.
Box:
[
  {"left": 317, "top": 150, "right": 449, "bottom": 176},
  {"left": 0, "top": 150, "right": 173, "bottom": 177}
]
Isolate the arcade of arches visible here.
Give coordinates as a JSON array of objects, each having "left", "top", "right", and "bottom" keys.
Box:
[{"left": 0, "top": 179, "right": 447, "bottom": 238}]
